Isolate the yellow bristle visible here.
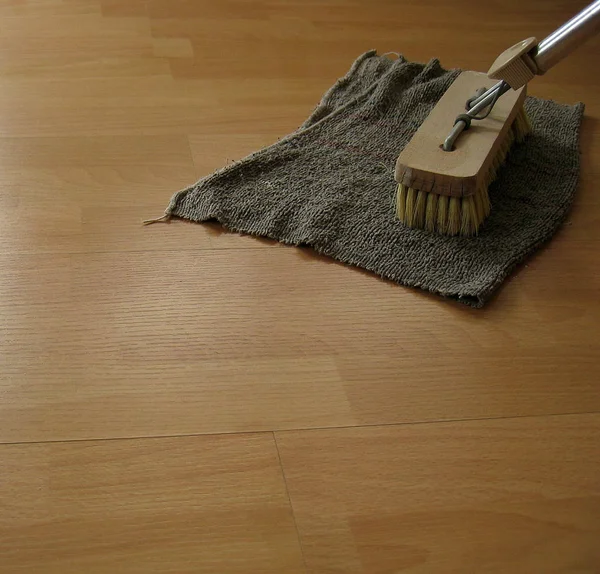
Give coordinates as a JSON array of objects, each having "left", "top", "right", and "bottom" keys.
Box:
[
  {"left": 447, "top": 197, "right": 460, "bottom": 235},
  {"left": 425, "top": 192, "right": 438, "bottom": 232},
  {"left": 405, "top": 187, "right": 417, "bottom": 226},
  {"left": 397, "top": 185, "right": 494, "bottom": 237},
  {"left": 413, "top": 190, "right": 427, "bottom": 228},
  {"left": 437, "top": 195, "right": 448, "bottom": 234},
  {"left": 474, "top": 187, "right": 485, "bottom": 222},
  {"left": 397, "top": 184, "right": 407, "bottom": 221},
  {"left": 460, "top": 196, "right": 475, "bottom": 236},
  {"left": 482, "top": 187, "right": 491, "bottom": 217}
]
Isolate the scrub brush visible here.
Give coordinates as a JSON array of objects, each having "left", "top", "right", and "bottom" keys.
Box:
[{"left": 394, "top": 0, "right": 600, "bottom": 236}]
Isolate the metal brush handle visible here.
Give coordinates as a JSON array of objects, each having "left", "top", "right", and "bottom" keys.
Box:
[
  {"left": 442, "top": 0, "right": 600, "bottom": 151},
  {"left": 533, "top": 0, "right": 600, "bottom": 72}
]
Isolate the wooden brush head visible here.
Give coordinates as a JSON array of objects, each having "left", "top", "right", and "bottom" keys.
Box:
[{"left": 394, "top": 71, "right": 526, "bottom": 198}]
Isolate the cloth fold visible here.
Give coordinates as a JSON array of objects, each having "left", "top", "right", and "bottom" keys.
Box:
[{"left": 164, "top": 51, "right": 584, "bottom": 307}]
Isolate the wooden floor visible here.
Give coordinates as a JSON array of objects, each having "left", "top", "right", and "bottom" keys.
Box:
[{"left": 1, "top": 0, "right": 599, "bottom": 572}]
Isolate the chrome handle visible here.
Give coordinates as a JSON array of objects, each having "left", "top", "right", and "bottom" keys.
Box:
[{"left": 533, "top": 0, "right": 600, "bottom": 73}]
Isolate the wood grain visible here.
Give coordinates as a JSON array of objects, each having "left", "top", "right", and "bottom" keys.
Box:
[
  {"left": 0, "top": 0, "right": 598, "bottom": 570},
  {"left": 1, "top": 246, "right": 599, "bottom": 443},
  {"left": 0, "top": 433, "right": 305, "bottom": 574},
  {"left": 276, "top": 414, "right": 600, "bottom": 574}
]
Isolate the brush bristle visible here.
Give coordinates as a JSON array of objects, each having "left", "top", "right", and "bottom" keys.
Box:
[
  {"left": 425, "top": 192, "right": 438, "bottom": 232},
  {"left": 396, "top": 106, "right": 531, "bottom": 236}
]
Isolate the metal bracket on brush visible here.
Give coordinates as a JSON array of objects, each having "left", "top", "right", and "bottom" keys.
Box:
[{"left": 442, "top": 80, "right": 511, "bottom": 151}]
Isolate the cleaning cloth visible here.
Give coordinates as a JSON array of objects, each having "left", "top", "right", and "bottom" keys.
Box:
[{"left": 162, "top": 51, "right": 584, "bottom": 307}]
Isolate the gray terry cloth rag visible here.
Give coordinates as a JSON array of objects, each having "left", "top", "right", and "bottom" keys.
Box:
[{"left": 162, "top": 50, "right": 584, "bottom": 307}]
